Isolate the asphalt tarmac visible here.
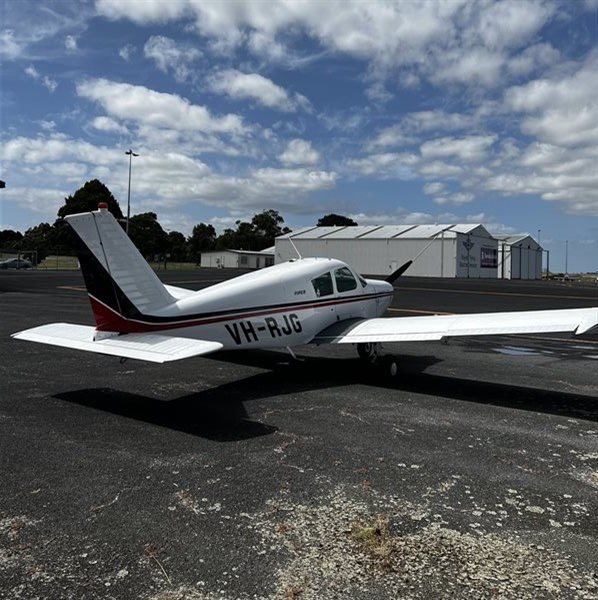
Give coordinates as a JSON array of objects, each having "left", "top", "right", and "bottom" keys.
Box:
[{"left": 1, "top": 269, "right": 597, "bottom": 599}]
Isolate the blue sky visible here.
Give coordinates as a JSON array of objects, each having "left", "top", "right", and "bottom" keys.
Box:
[{"left": 1, "top": 0, "right": 597, "bottom": 271}]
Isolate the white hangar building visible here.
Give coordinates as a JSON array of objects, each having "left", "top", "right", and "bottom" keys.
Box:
[
  {"left": 275, "top": 224, "right": 499, "bottom": 278},
  {"left": 497, "top": 235, "right": 543, "bottom": 280}
]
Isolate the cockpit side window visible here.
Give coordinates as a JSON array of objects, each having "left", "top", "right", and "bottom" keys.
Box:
[
  {"left": 311, "top": 272, "right": 334, "bottom": 297},
  {"left": 334, "top": 267, "right": 357, "bottom": 293}
]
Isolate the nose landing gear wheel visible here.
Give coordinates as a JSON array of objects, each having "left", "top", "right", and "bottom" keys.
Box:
[{"left": 381, "top": 356, "right": 399, "bottom": 378}]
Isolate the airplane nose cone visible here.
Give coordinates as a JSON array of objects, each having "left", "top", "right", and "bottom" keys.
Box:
[{"left": 375, "top": 281, "right": 394, "bottom": 294}]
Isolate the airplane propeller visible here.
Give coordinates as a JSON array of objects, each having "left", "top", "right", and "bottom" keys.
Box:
[{"left": 385, "top": 259, "right": 413, "bottom": 284}]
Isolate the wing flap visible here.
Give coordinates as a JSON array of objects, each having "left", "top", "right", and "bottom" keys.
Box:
[
  {"left": 12, "top": 323, "right": 223, "bottom": 363},
  {"left": 314, "top": 307, "right": 598, "bottom": 344}
]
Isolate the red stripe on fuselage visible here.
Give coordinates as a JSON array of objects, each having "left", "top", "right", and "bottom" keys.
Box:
[{"left": 89, "top": 292, "right": 393, "bottom": 333}]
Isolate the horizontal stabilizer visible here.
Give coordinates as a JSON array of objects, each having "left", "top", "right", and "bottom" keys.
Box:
[
  {"left": 12, "top": 323, "right": 222, "bottom": 363},
  {"left": 313, "top": 307, "right": 598, "bottom": 344}
]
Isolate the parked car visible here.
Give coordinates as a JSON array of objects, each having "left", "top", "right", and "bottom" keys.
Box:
[{"left": 0, "top": 258, "right": 33, "bottom": 270}]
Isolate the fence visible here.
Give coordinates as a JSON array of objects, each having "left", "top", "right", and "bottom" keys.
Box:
[{"left": 0, "top": 249, "right": 202, "bottom": 271}]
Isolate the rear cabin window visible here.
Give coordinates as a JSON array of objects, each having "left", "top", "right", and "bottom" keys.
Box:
[
  {"left": 334, "top": 267, "right": 357, "bottom": 293},
  {"left": 312, "top": 272, "right": 334, "bottom": 297}
]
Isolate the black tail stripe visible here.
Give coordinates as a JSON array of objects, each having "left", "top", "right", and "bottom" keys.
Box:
[{"left": 70, "top": 227, "right": 142, "bottom": 319}]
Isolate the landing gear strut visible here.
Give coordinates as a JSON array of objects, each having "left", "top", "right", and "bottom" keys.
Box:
[
  {"left": 357, "top": 342, "right": 380, "bottom": 362},
  {"left": 356, "top": 343, "right": 398, "bottom": 378}
]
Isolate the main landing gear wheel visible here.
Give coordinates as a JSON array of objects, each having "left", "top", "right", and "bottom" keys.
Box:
[{"left": 356, "top": 343, "right": 399, "bottom": 378}]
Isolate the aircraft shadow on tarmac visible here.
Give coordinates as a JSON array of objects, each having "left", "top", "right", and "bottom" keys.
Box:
[
  {"left": 54, "top": 387, "right": 278, "bottom": 442},
  {"left": 54, "top": 350, "right": 597, "bottom": 438}
]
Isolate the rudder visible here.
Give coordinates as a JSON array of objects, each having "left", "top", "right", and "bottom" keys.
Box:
[{"left": 66, "top": 204, "right": 174, "bottom": 330}]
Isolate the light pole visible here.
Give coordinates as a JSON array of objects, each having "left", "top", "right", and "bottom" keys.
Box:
[
  {"left": 125, "top": 149, "right": 139, "bottom": 235},
  {"left": 537, "top": 229, "right": 542, "bottom": 278},
  {"left": 565, "top": 240, "right": 568, "bottom": 275}
]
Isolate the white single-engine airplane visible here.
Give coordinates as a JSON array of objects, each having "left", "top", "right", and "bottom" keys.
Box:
[{"left": 12, "top": 203, "right": 598, "bottom": 373}]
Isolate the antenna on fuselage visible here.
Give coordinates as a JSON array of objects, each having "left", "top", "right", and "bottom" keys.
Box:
[{"left": 287, "top": 235, "right": 302, "bottom": 260}]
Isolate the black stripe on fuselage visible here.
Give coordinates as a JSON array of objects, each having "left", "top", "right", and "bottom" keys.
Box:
[{"left": 89, "top": 290, "right": 394, "bottom": 327}]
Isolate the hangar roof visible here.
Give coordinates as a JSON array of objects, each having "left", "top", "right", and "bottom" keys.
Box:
[
  {"left": 278, "top": 224, "right": 492, "bottom": 241},
  {"left": 496, "top": 235, "right": 542, "bottom": 249}
]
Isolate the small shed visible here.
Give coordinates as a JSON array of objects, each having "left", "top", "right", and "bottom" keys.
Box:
[
  {"left": 497, "top": 235, "right": 542, "bottom": 279},
  {"left": 200, "top": 248, "right": 275, "bottom": 269}
]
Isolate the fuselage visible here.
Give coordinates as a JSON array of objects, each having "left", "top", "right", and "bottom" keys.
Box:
[{"left": 92, "top": 258, "right": 394, "bottom": 350}]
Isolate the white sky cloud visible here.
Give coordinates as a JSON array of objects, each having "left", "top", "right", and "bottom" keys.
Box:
[
  {"left": 1, "top": 134, "right": 337, "bottom": 219},
  {"left": 207, "top": 69, "right": 311, "bottom": 112},
  {"left": 346, "top": 153, "right": 418, "bottom": 179},
  {"left": 423, "top": 182, "right": 445, "bottom": 195},
  {"left": 279, "top": 139, "right": 320, "bottom": 166},
  {"left": 94, "top": 0, "right": 558, "bottom": 89},
  {"left": 77, "top": 78, "right": 247, "bottom": 135},
  {"left": 90, "top": 116, "right": 129, "bottom": 134},
  {"left": 433, "top": 192, "right": 474, "bottom": 206},
  {"left": 505, "top": 55, "right": 598, "bottom": 147},
  {"left": 420, "top": 135, "right": 497, "bottom": 162},
  {"left": 143, "top": 35, "right": 201, "bottom": 82},
  {"left": 65, "top": 35, "right": 77, "bottom": 52},
  {"left": 24, "top": 64, "right": 58, "bottom": 92},
  {"left": 2, "top": 187, "right": 69, "bottom": 215},
  {"left": 1, "top": 29, "right": 23, "bottom": 60},
  {"left": 96, "top": 0, "right": 189, "bottom": 24},
  {"left": 119, "top": 44, "right": 135, "bottom": 61}
]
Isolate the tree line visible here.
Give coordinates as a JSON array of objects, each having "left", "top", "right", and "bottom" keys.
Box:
[{"left": 0, "top": 179, "right": 358, "bottom": 265}]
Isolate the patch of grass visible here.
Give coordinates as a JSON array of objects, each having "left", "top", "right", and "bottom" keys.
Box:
[
  {"left": 37, "top": 255, "right": 79, "bottom": 270},
  {"left": 351, "top": 516, "right": 394, "bottom": 566},
  {"left": 149, "top": 261, "right": 200, "bottom": 270}
]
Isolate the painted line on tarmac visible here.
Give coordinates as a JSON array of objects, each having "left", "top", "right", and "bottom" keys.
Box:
[
  {"left": 394, "top": 286, "right": 597, "bottom": 301},
  {"left": 506, "top": 334, "right": 598, "bottom": 346},
  {"left": 57, "top": 285, "right": 87, "bottom": 291}
]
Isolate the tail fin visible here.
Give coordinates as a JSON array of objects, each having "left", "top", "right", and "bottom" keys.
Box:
[{"left": 66, "top": 204, "right": 174, "bottom": 330}]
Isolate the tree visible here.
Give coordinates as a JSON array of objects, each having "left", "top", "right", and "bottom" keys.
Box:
[
  {"left": 251, "top": 209, "right": 290, "bottom": 248},
  {"left": 48, "top": 219, "right": 75, "bottom": 255},
  {"left": 188, "top": 223, "right": 216, "bottom": 263},
  {"left": 0, "top": 229, "right": 23, "bottom": 249},
  {"left": 214, "top": 210, "right": 290, "bottom": 251},
  {"left": 128, "top": 212, "right": 167, "bottom": 260},
  {"left": 17, "top": 223, "right": 53, "bottom": 263},
  {"left": 58, "top": 179, "right": 124, "bottom": 219},
  {"left": 317, "top": 213, "right": 358, "bottom": 227},
  {"left": 166, "top": 231, "right": 188, "bottom": 262}
]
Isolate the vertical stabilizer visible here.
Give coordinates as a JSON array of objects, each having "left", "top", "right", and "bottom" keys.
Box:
[{"left": 65, "top": 205, "right": 174, "bottom": 329}]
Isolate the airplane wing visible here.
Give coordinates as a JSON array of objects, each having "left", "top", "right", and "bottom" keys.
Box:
[
  {"left": 12, "top": 323, "right": 223, "bottom": 363},
  {"left": 313, "top": 307, "right": 598, "bottom": 344}
]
